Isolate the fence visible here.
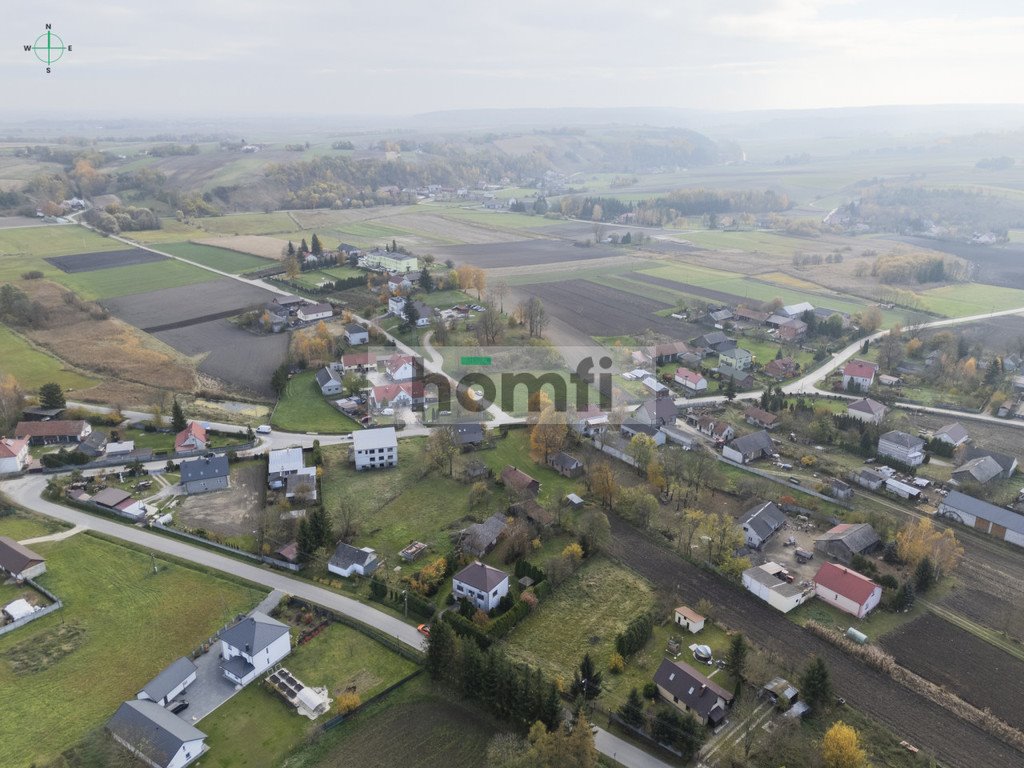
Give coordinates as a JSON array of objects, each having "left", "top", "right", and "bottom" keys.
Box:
[
  {"left": 319, "top": 669, "right": 424, "bottom": 732},
  {"left": 0, "top": 578, "right": 63, "bottom": 637},
  {"left": 284, "top": 596, "right": 425, "bottom": 664},
  {"left": 149, "top": 523, "right": 263, "bottom": 561}
]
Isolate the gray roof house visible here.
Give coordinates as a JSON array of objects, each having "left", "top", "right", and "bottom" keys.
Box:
[
  {"left": 107, "top": 699, "right": 207, "bottom": 768},
  {"left": 854, "top": 468, "right": 886, "bottom": 490},
  {"left": 180, "top": 455, "right": 230, "bottom": 495},
  {"left": 653, "top": 658, "right": 733, "bottom": 727},
  {"left": 740, "top": 501, "right": 787, "bottom": 548},
  {"left": 961, "top": 447, "right": 1018, "bottom": 479},
  {"left": 327, "top": 542, "right": 380, "bottom": 578},
  {"left": 452, "top": 422, "right": 485, "bottom": 447},
  {"left": 633, "top": 395, "right": 677, "bottom": 427},
  {"left": 814, "top": 523, "right": 881, "bottom": 565},
  {"left": 934, "top": 422, "right": 969, "bottom": 447},
  {"left": 547, "top": 451, "right": 584, "bottom": 478},
  {"left": 316, "top": 366, "right": 343, "bottom": 396},
  {"left": 723, "top": 430, "right": 775, "bottom": 464},
  {"left": 952, "top": 455, "right": 1004, "bottom": 486},
  {"left": 877, "top": 430, "right": 925, "bottom": 467},
  {"left": 137, "top": 657, "right": 198, "bottom": 708},
  {"left": 459, "top": 512, "right": 508, "bottom": 557},
  {"left": 219, "top": 611, "right": 291, "bottom": 686}
]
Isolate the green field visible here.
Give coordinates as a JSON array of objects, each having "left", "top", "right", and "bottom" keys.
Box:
[
  {"left": 0, "top": 226, "right": 123, "bottom": 282},
  {"left": 0, "top": 509, "right": 68, "bottom": 541},
  {"left": 123, "top": 219, "right": 206, "bottom": 243},
  {"left": 504, "top": 557, "right": 655, "bottom": 682},
  {"left": 0, "top": 533, "right": 262, "bottom": 766},
  {"left": 415, "top": 288, "right": 476, "bottom": 308},
  {"left": 476, "top": 428, "right": 586, "bottom": 505},
  {"left": 196, "top": 212, "right": 299, "bottom": 236},
  {"left": 159, "top": 241, "right": 278, "bottom": 274},
  {"left": 0, "top": 324, "right": 98, "bottom": 391},
  {"left": 200, "top": 622, "right": 418, "bottom": 768},
  {"left": 437, "top": 207, "right": 565, "bottom": 231},
  {"left": 54, "top": 258, "right": 218, "bottom": 300},
  {"left": 271, "top": 372, "right": 360, "bottom": 433},
  {"left": 914, "top": 282, "right": 1024, "bottom": 317},
  {"left": 667, "top": 228, "right": 818, "bottom": 258}
]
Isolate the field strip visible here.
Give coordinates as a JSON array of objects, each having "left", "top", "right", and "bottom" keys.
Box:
[{"left": 923, "top": 601, "right": 1024, "bottom": 663}]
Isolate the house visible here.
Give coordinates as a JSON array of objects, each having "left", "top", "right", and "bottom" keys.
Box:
[
  {"left": 673, "top": 606, "right": 705, "bottom": 634},
  {"left": 286, "top": 467, "right": 318, "bottom": 501},
  {"left": 137, "top": 657, "right": 198, "bottom": 708},
  {"left": 764, "top": 357, "right": 798, "bottom": 380},
  {"left": 0, "top": 437, "right": 29, "bottom": 473},
  {"left": 814, "top": 524, "right": 881, "bottom": 565},
  {"left": 219, "top": 611, "right": 291, "bottom": 686},
  {"left": 316, "top": 367, "right": 343, "bottom": 396},
  {"left": 814, "top": 562, "right": 882, "bottom": 618},
  {"left": 846, "top": 397, "right": 888, "bottom": 424},
  {"left": 743, "top": 562, "right": 812, "bottom": 613},
  {"left": 620, "top": 421, "right": 667, "bottom": 445},
  {"left": 91, "top": 487, "right": 148, "bottom": 520},
  {"left": 571, "top": 404, "right": 609, "bottom": 437},
  {"left": 632, "top": 395, "right": 677, "bottom": 427},
  {"left": 842, "top": 360, "right": 878, "bottom": 391},
  {"left": 459, "top": 513, "right": 508, "bottom": 557},
  {"left": 694, "top": 416, "right": 734, "bottom": 443},
  {"left": 452, "top": 562, "right": 510, "bottom": 612},
  {"left": 829, "top": 478, "right": 854, "bottom": 500},
  {"left": 723, "top": 430, "right": 775, "bottom": 465},
  {"left": 642, "top": 376, "right": 669, "bottom": 395},
  {"left": 360, "top": 251, "right": 417, "bottom": 272},
  {"left": 14, "top": 419, "right": 91, "bottom": 445},
  {"left": 933, "top": 422, "right": 969, "bottom": 448},
  {"left": 743, "top": 406, "right": 779, "bottom": 430},
  {"left": 674, "top": 367, "right": 707, "bottom": 393},
  {"left": 106, "top": 440, "right": 135, "bottom": 456},
  {"left": 707, "top": 308, "right": 733, "bottom": 325},
  {"left": 327, "top": 542, "right": 380, "bottom": 577},
  {"left": 733, "top": 306, "right": 771, "bottom": 325},
  {"left": 644, "top": 341, "right": 697, "bottom": 365},
  {"left": 274, "top": 294, "right": 305, "bottom": 311},
  {"left": 452, "top": 422, "right": 486, "bottom": 448},
  {"left": 386, "top": 273, "right": 413, "bottom": 292},
  {"left": 297, "top": 302, "right": 333, "bottom": 322},
  {"left": 268, "top": 447, "right": 305, "bottom": 488},
  {"left": 877, "top": 430, "right": 925, "bottom": 466},
  {"left": 274, "top": 541, "right": 301, "bottom": 565},
  {"left": 20, "top": 405, "right": 64, "bottom": 421},
  {"left": 501, "top": 465, "right": 540, "bottom": 497},
  {"left": 107, "top": 699, "right": 207, "bottom": 768},
  {"left": 387, "top": 295, "right": 407, "bottom": 317},
  {"left": 77, "top": 430, "right": 108, "bottom": 458},
  {"left": 653, "top": 658, "right": 733, "bottom": 727},
  {"left": 174, "top": 422, "right": 207, "bottom": 453},
  {"left": 462, "top": 459, "right": 492, "bottom": 481},
  {"left": 716, "top": 366, "right": 755, "bottom": 390},
  {"left": 854, "top": 467, "right": 886, "bottom": 491},
  {"left": 0, "top": 537, "right": 46, "bottom": 580},
  {"left": 938, "top": 491, "right": 1024, "bottom": 547},
  {"left": 719, "top": 347, "right": 753, "bottom": 372},
  {"left": 343, "top": 323, "right": 369, "bottom": 345},
  {"left": 341, "top": 351, "right": 377, "bottom": 373},
  {"left": 778, "top": 318, "right": 807, "bottom": 342},
  {"left": 547, "top": 451, "right": 583, "bottom": 478},
  {"left": 739, "top": 500, "right": 787, "bottom": 548},
  {"left": 659, "top": 425, "right": 696, "bottom": 450},
  {"left": 952, "top": 456, "right": 1004, "bottom": 486},
  {"left": 960, "top": 447, "right": 1018, "bottom": 479},
  {"left": 180, "top": 455, "right": 230, "bottom": 495},
  {"left": 352, "top": 427, "right": 398, "bottom": 470},
  {"left": 780, "top": 301, "right": 815, "bottom": 318},
  {"left": 386, "top": 355, "right": 417, "bottom": 382},
  {"left": 408, "top": 300, "right": 433, "bottom": 327},
  {"left": 690, "top": 331, "right": 736, "bottom": 355},
  {"left": 765, "top": 313, "right": 791, "bottom": 329}
]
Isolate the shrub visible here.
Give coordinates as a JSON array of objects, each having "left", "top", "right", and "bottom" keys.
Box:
[
  {"left": 642, "top": 682, "right": 658, "bottom": 700},
  {"left": 335, "top": 692, "right": 361, "bottom": 714},
  {"left": 616, "top": 613, "right": 653, "bottom": 657},
  {"left": 21, "top": 270, "right": 44, "bottom": 280},
  {"left": 608, "top": 653, "right": 625, "bottom": 674}
]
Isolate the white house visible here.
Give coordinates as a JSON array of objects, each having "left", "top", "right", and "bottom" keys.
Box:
[
  {"left": 842, "top": 360, "right": 878, "bottom": 391},
  {"left": 452, "top": 561, "right": 509, "bottom": 612},
  {"left": 933, "top": 422, "right": 969, "bottom": 448},
  {"left": 387, "top": 295, "right": 407, "bottom": 317},
  {"left": 297, "top": 302, "right": 333, "bottom": 322},
  {"left": 673, "top": 605, "right": 705, "bottom": 634},
  {"left": 137, "top": 657, "right": 198, "bottom": 707},
  {"left": 846, "top": 397, "right": 888, "bottom": 424},
  {"left": 352, "top": 427, "right": 398, "bottom": 470},
  {"left": 344, "top": 323, "right": 369, "bottom": 345},
  {"left": 105, "top": 440, "right": 136, "bottom": 456},
  {"left": 0, "top": 537, "right": 46, "bottom": 581},
  {"left": 0, "top": 437, "right": 29, "bottom": 474},
  {"left": 107, "top": 699, "right": 207, "bottom": 768},
  {"left": 268, "top": 447, "right": 305, "bottom": 488},
  {"left": 719, "top": 347, "right": 753, "bottom": 372},
  {"left": 877, "top": 430, "right": 925, "bottom": 466},
  {"left": 315, "top": 367, "right": 343, "bottom": 396},
  {"left": 674, "top": 367, "right": 707, "bottom": 393},
  {"left": 219, "top": 611, "right": 291, "bottom": 686},
  {"left": 743, "top": 563, "right": 812, "bottom": 613},
  {"left": 360, "top": 251, "right": 417, "bottom": 272},
  {"left": 739, "top": 501, "right": 787, "bottom": 548},
  {"left": 813, "top": 562, "right": 882, "bottom": 618},
  {"left": 722, "top": 430, "right": 775, "bottom": 465},
  {"left": 327, "top": 542, "right": 380, "bottom": 577},
  {"left": 938, "top": 491, "right": 1024, "bottom": 548},
  {"left": 386, "top": 355, "right": 416, "bottom": 382}
]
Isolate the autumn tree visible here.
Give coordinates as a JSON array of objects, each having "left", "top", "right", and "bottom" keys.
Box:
[
  {"left": 530, "top": 406, "right": 568, "bottom": 462},
  {"left": 627, "top": 433, "right": 657, "bottom": 474},
  {"left": 677, "top": 508, "right": 707, "bottom": 558},
  {"left": 527, "top": 712, "right": 598, "bottom": 768},
  {"left": 821, "top": 720, "right": 868, "bottom": 768},
  {"left": 491, "top": 279, "right": 509, "bottom": 313},
  {"left": 284, "top": 252, "right": 300, "bottom": 279},
  {"left": 859, "top": 305, "right": 883, "bottom": 334},
  {"left": 426, "top": 425, "right": 459, "bottom": 477},
  {"left": 617, "top": 486, "right": 659, "bottom": 529},
  {"left": 0, "top": 373, "right": 25, "bottom": 430},
  {"left": 575, "top": 510, "right": 611, "bottom": 554},
  {"left": 895, "top": 518, "right": 963, "bottom": 577},
  {"left": 476, "top": 306, "right": 504, "bottom": 345},
  {"left": 589, "top": 461, "right": 618, "bottom": 508}
]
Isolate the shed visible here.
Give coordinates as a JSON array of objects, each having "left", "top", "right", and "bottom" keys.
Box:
[{"left": 673, "top": 606, "right": 705, "bottom": 634}]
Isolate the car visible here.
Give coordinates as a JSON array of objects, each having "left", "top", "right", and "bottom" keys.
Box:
[
  {"left": 256, "top": 424, "right": 272, "bottom": 434},
  {"left": 417, "top": 624, "right": 431, "bottom": 637},
  {"left": 169, "top": 700, "right": 189, "bottom": 714},
  {"left": 788, "top": 477, "right": 801, "bottom": 485}
]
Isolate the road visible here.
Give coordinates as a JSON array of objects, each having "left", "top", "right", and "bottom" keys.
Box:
[
  {"left": 594, "top": 727, "right": 675, "bottom": 768},
  {"left": 0, "top": 474, "right": 426, "bottom": 652}
]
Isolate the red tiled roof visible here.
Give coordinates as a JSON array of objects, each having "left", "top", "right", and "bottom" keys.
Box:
[
  {"left": 174, "top": 422, "right": 206, "bottom": 451},
  {"left": 843, "top": 360, "right": 878, "bottom": 379},
  {"left": 675, "top": 367, "right": 704, "bottom": 385},
  {"left": 387, "top": 355, "right": 415, "bottom": 375},
  {"left": 501, "top": 465, "right": 539, "bottom": 491},
  {"left": 814, "top": 562, "right": 878, "bottom": 605},
  {"left": 0, "top": 438, "right": 28, "bottom": 459},
  {"left": 342, "top": 352, "right": 376, "bottom": 367}
]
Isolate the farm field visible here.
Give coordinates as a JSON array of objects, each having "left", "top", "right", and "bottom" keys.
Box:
[
  {"left": 193, "top": 211, "right": 299, "bottom": 236},
  {"left": 194, "top": 234, "right": 291, "bottom": 260},
  {"left": 503, "top": 557, "right": 655, "bottom": 682},
  {"left": 914, "top": 282, "right": 1024, "bottom": 317},
  {"left": 667, "top": 228, "right": 821, "bottom": 258},
  {"left": 159, "top": 241, "right": 278, "bottom": 274},
  {"left": 899, "top": 236, "right": 1024, "bottom": 290},
  {"left": 0, "top": 533, "right": 262, "bottom": 767},
  {"left": 271, "top": 372, "right": 361, "bottom": 432},
  {"left": 881, "top": 612, "right": 1024, "bottom": 731},
  {"left": 200, "top": 622, "right": 419, "bottom": 768},
  {"left": 101, "top": 278, "right": 276, "bottom": 329},
  {"left": 0, "top": 324, "right": 97, "bottom": 391},
  {"left": 54, "top": 258, "right": 219, "bottom": 301},
  {"left": 44, "top": 248, "right": 167, "bottom": 273},
  {"left": 433, "top": 238, "right": 623, "bottom": 269},
  {"left": 0, "top": 226, "right": 124, "bottom": 282},
  {"left": 122, "top": 218, "right": 204, "bottom": 243}
]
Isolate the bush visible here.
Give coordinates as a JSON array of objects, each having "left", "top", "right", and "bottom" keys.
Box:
[
  {"left": 442, "top": 610, "right": 492, "bottom": 649},
  {"left": 608, "top": 653, "right": 625, "bottom": 674},
  {"left": 21, "top": 270, "right": 44, "bottom": 280},
  {"left": 616, "top": 613, "right": 653, "bottom": 657},
  {"left": 642, "top": 682, "right": 658, "bottom": 700},
  {"left": 877, "top": 574, "right": 899, "bottom": 590},
  {"left": 334, "top": 691, "right": 361, "bottom": 714}
]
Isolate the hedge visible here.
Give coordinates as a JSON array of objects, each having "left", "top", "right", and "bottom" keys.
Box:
[{"left": 616, "top": 613, "right": 653, "bottom": 657}]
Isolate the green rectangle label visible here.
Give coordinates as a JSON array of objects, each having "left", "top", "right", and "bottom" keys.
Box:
[{"left": 460, "top": 355, "right": 492, "bottom": 366}]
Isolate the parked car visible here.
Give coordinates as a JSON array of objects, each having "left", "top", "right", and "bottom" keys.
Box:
[
  {"left": 256, "top": 425, "right": 272, "bottom": 434},
  {"left": 788, "top": 477, "right": 801, "bottom": 485},
  {"left": 169, "top": 700, "right": 189, "bottom": 714},
  {"left": 417, "top": 624, "right": 431, "bottom": 637}
]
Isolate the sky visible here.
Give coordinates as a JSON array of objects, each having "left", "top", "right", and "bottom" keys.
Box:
[{"left": 4, "top": 1, "right": 1024, "bottom": 118}]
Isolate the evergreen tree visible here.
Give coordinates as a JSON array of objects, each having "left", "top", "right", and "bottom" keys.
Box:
[
  {"left": 775, "top": 346, "right": 784, "bottom": 360},
  {"left": 271, "top": 364, "right": 289, "bottom": 395},
  {"left": 419, "top": 266, "right": 434, "bottom": 292},
  {"left": 724, "top": 375, "right": 736, "bottom": 401},
  {"left": 461, "top": 636, "right": 484, "bottom": 699},
  {"left": 894, "top": 580, "right": 916, "bottom": 611},
  {"left": 571, "top": 653, "right": 603, "bottom": 699},
  {"left": 619, "top": 688, "right": 645, "bottom": 729},
  {"left": 540, "top": 684, "right": 562, "bottom": 730},
  {"left": 286, "top": 240, "right": 296, "bottom": 257},
  {"left": 862, "top": 339, "right": 870, "bottom": 354},
  {"left": 914, "top": 556, "right": 935, "bottom": 592},
  {"left": 426, "top": 618, "right": 459, "bottom": 681},
  {"left": 299, "top": 238, "right": 309, "bottom": 255},
  {"left": 800, "top": 656, "right": 833, "bottom": 711},
  {"left": 726, "top": 633, "right": 748, "bottom": 681},
  {"left": 307, "top": 505, "right": 332, "bottom": 550},
  {"left": 171, "top": 398, "right": 187, "bottom": 432},
  {"left": 39, "top": 382, "right": 66, "bottom": 409},
  {"left": 310, "top": 233, "right": 323, "bottom": 256},
  {"left": 392, "top": 238, "right": 398, "bottom": 252}
]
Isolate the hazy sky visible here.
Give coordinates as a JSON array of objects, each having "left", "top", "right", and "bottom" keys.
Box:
[{"left": 5, "top": 1, "right": 1024, "bottom": 117}]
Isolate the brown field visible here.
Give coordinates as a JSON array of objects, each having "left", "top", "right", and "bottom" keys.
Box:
[
  {"left": 174, "top": 462, "right": 265, "bottom": 537},
  {"left": 397, "top": 211, "right": 539, "bottom": 245},
  {"left": 881, "top": 613, "right": 1024, "bottom": 731},
  {"left": 483, "top": 254, "right": 651, "bottom": 281},
  {"left": 101, "top": 279, "right": 277, "bottom": 330},
  {"left": 433, "top": 238, "right": 623, "bottom": 268},
  {"left": 900, "top": 236, "right": 1024, "bottom": 289},
  {"left": 194, "top": 235, "right": 290, "bottom": 260}
]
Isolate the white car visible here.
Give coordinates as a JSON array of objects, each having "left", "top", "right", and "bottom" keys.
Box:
[{"left": 255, "top": 425, "right": 272, "bottom": 434}]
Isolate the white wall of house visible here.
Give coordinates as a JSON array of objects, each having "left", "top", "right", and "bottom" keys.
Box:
[
  {"left": 673, "top": 612, "right": 704, "bottom": 633},
  {"left": 814, "top": 584, "right": 881, "bottom": 618},
  {"left": 298, "top": 308, "right": 332, "bottom": 322},
  {"left": 0, "top": 445, "right": 28, "bottom": 473},
  {"left": 742, "top": 573, "right": 807, "bottom": 613},
  {"left": 345, "top": 330, "right": 369, "bottom": 345},
  {"left": 113, "top": 735, "right": 206, "bottom": 768},
  {"left": 138, "top": 671, "right": 197, "bottom": 707},
  {"left": 221, "top": 632, "right": 291, "bottom": 686},
  {"left": 11, "top": 561, "right": 46, "bottom": 580},
  {"left": 320, "top": 380, "right": 343, "bottom": 396},
  {"left": 722, "top": 445, "right": 749, "bottom": 464},
  {"left": 842, "top": 373, "right": 874, "bottom": 390},
  {"left": 452, "top": 575, "right": 509, "bottom": 612},
  {"left": 354, "top": 445, "right": 397, "bottom": 470},
  {"left": 877, "top": 439, "right": 924, "bottom": 466}
]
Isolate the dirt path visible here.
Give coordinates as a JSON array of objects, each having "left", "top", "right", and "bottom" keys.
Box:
[
  {"left": 605, "top": 514, "right": 1024, "bottom": 768},
  {"left": 19, "top": 524, "right": 88, "bottom": 546}
]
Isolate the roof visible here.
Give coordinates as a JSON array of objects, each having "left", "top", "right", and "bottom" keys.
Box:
[
  {"left": 139, "top": 656, "right": 198, "bottom": 702},
  {"left": 316, "top": 367, "right": 339, "bottom": 389},
  {"left": 675, "top": 606, "right": 705, "bottom": 624},
  {"left": 454, "top": 561, "right": 509, "bottom": 592},
  {"left": 653, "top": 658, "right": 733, "bottom": 719},
  {"left": 3, "top": 598, "right": 37, "bottom": 621},
  {"left": 274, "top": 294, "right": 305, "bottom": 306},
  {"left": 843, "top": 360, "right": 878, "bottom": 379},
  {"left": 935, "top": 422, "right": 969, "bottom": 444},
  {"left": 91, "top": 487, "right": 132, "bottom": 508},
  {"left": 174, "top": 422, "right": 206, "bottom": 449},
  {"left": 548, "top": 451, "right": 582, "bottom": 470},
  {"left": 180, "top": 455, "right": 230, "bottom": 483},
  {"left": 275, "top": 541, "right": 300, "bottom": 562},
  {"left": 14, "top": 420, "right": 87, "bottom": 438},
  {"left": 268, "top": 447, "right": 305, "bottom": 475},
  {"left": 461, "top": 513, "right": 508, "bottom": 553},
  {"left": 764, "top": 357, "right": 797, "bottom": 376},
  {"left": 857, "top": 467, "right": 886, "bottom": 484},
  {"left": 299, "top": 302, "right": 333, "bottom": 315},
  {"left": 848, "top": 398, "right": 887, "bottom": 418},
  {"left": 501, "top": 465, "right": 539, "bottom": 492},
  {"left": 674, "top": 367, "right": 705, "bottom": 385},
  {"left": 693, "top": 330, "right": 731, "bottom": 347},
  {"left": 743, "top": 406, "right": 779, "bottom": 426},
  {"left": 740, "top": 501, "right": 786, "bottom": 540},
  {"left": 329, "top": 541, "right": 378, "bottom": 570},
  {"left": 815, "top": 523, "right": 880, "bottom": 553},
  {"left": 107, "top": 699, "right": 206, "bottom": 768},
  {"left": 941, "top": 491, "right": 1024, "bottom": 534},
  {"left": 0, "top": 536, "right": 44, "bottom": 574},
  {"left": 716, "top": 365, "right": 753, "bottom": 384},
  {"left": 638, "top": 395, "right": 677, "bottom": 424},
  {"left": 219, "top": 610, "right": 289, "bottom": 654},
  {"left": 962, "top": 447, "right": 1017, "bottom": 475},
  {"left": 782, "top": 301, "right": 815, "bottom": 317},
  {"left": 386, "top": 354, "right": 416, "bottom": 375},
  {"left": 879, "top": 430, "right": 924, "bottom": 450},
  {"left": 345, "top": 323, "right": 367, "bottom": 335},
  {"left": 727, "top": 430, "right": 775, "bottom": 460},
  {"left": 743, "top": 563, "right": 807, "bottom": 598},
  {"left": 352, "top": 427, "right": 397, "bottom": 452},
  {"left": 814, "top": 562, "right": 879, "bottom": 605},
  {"left": 0, "top": 437, "right": 28, "bottom": 459},
  {"left": 452, "top": 422, "right": 485, "bottom": 444},
  {"left": 342, "top": 351, "right": 376, "bottom": 366},
  {"left": 952, "top": 456, "right": 1003, "bottom": 485}
]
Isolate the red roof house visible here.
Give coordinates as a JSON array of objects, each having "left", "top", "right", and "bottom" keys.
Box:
[
  {"left": 174, "top": 422, "right": 207, "bottom": 453},
  {"left": 813, "top": 561, "right": 882, "bottom": 618}
]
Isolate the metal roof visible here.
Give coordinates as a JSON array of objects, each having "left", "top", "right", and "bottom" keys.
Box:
[
  {"left": 219, "top": 611, "right": 289, "bottom": 655},
  {"left": 940, "top": 491, "right": 1024, "bottom": 534},
  {"left": 454, "top": 562, "right": 509, "bottom": 593},
  {"left": 107, "top": 699, "right": 206, "bottom": 768},
  {"left": 139, "top": 656, "right": 197, "bottom": 702},
  {"left": 180, "top": 455, "right": 229, "bottom": 483},
  {"left": 352, "top": 427, "right": 397, "bottom": 451}
]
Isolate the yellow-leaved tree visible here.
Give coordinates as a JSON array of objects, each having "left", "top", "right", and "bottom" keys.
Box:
[{"left": 821, "top": 720, "right": 868, "bottom": 768}]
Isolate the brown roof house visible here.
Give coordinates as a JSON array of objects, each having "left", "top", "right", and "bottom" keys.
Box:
[
  {"left": 0, "top": 536, "right": 46, "bottom": 580},
  {"left": 500, "top": 466, "right": 540, "bottom": 498},
  {"left": 546, "top": 451, "right": 583, "bottom": 478},
  {"left": 14, "top": 419, "right": 91, "bottom": 445},
  {"left": 654, "top": 658, "right": 733, "bottom": 727}
]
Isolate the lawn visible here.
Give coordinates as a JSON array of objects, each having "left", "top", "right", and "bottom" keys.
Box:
[
  {"left": 54, "top": 258, "right": 218, "bottom": 301},
  {"left": 122, "top": 218, "right": 204, "bottom": 244},
  {"left": 915, "top": 282, "right": 1024, "bottom": 317},
  {"left": 0, "top": 324, "right": 97, "bottom": 391},
  {"left": 0, "top": 225, "right": 122, "bottom": 282},
  {"left": 0, "top": 508, "right": 68, "bottom": 541},
  {"left": 271, "top": 372, "right": 361, "bottom": 433},
  {"left": 196, "top": 212, "right": 299, "bottom": 236},
  {"left": 200, "top": 622, "right": 419, "bottom": 768},
  {"left": 503, "top": 557, "right": 655, "bottom": 683},
  {"left": 669, "top": 229, "right": 812, "bottom": 258},
  {"left": 418, "top": 288, "right": 477, "bottom": 307},
  {"left": 477, "top": 428, "right": 586, "bottom": 505},
  {"left": 159, "top": 241, "right": 278, "bottom": 274},
  {"left": 0, "top": 533, "right": 263, "bottom": 766}
]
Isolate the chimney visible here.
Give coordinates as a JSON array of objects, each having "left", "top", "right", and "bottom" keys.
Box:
[
  {"left": 245, "top": 643, "right": 251, "bottom": 654},
  {"left": 700, "top": 684, "right": 706, "bottom": 695}
]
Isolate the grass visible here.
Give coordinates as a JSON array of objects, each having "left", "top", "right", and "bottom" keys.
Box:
[
  {"left": 121, "top": 218, "right": 205, "bottom": 243},
  {"left": 418, "top": 288, "right": 477, "bottom": 307},
  {"left": 477, "top": 428, "right": 585, "bottom": 505},
  {"left": 667, "top": 229, "right": 811, "bottom": 258},
  {"left": 0, "top": 324, "right": 97, "bottom": 391},
  {"left": 196, "top": 212, "right": 299, "bottom": 236},
  {"left": 159, "top": 241, "right": 277, "bottom": 274},
  {"left": 271, "top": 372, "right": 361, "bottom": 433},
  {"left": 503, "top": 557, "right": 655, "bottom": 683},
  {"left": 0, "top": 225, "right": 122, "bottom": 276},
  {"left": 0, "top": 508, "right": 69, "bottom": 541},
  {"left": 0, "top": 532, "right": 263, "bottom": 766},
  {"left": 54, "top": 258, "right": 218, "bottom": 301},
  {"left": 200, "top": 622, "right": 419, "bottom": 768},
  {"left": 914, "top": 282, "right": 1024, "bottom": 317}
]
